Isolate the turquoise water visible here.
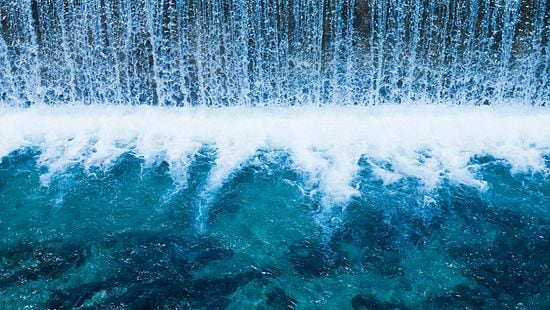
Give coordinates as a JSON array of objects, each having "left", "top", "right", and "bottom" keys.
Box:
[
  {"left": 0, "top": 106, "right": 549, "bottom": 309},
  {"left": 1, "top": 0, "right": 548, "bottom": 307}
]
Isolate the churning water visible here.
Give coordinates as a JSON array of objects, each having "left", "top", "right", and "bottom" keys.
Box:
[{"left": 0, "top": 1, "right": 549, "bottom": 309}]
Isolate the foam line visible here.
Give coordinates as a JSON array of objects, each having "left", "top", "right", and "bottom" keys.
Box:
[{"left": 1, "top": 104, "right": 549, "bottom": 204}]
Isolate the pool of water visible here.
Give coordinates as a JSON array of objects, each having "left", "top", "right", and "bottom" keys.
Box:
[{"left": 0, "top": 105, "right": 548, "bottom": 308}]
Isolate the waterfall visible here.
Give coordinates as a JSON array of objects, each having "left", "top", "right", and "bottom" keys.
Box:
[{"left": 0, "top": 0, "right": 548, "bottom": 106}]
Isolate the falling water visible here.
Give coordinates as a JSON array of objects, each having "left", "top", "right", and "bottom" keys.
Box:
[{"left": 0, "top": 0, "right": 548, "bottom": 106}]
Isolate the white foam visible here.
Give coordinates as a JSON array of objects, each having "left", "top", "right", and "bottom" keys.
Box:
[{"left": 1, "top": 104, "right": 549, "bottom": 204}]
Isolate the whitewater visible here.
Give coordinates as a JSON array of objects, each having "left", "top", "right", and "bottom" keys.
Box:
[{"left": 2, "top": 104, "right": 549, "bottom": 202}]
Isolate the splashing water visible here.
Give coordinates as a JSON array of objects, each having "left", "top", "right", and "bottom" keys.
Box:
[
  {"left": 0, "top": 0, "right": 549, "bottom": 106},
  {"left": 2, "top": 104, "right": 550, "bottom": 202}
]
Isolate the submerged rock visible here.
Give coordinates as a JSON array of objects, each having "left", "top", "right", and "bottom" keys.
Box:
[
  {"left": 266, "top": 287, "right": 298, "bottom": 309},
  {"left": 0, "top": 241, "right": 88, "bottom": 288},
  {"left": 103, "top": 279, "right": 191, "bottom": 309},
  {"left": 426, "top": 285, "right": 487, "bottom": 309},
  {"left": 190, "top": 270, "right": 267, "bottom": 309},
  {"left": 288, "top": 239, "right": 335, "bottom": 277},
  {"left": 47, "top": 281, "right": 106, "bottom": 309},
  {"left": 351, "top": 294, "right": 404, "bottom": 310}
]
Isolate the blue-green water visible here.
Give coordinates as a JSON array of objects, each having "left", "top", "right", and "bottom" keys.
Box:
[
  {"left": 1, "top": 141, "right": 549, "bottom": 308},
  {"left": 1, "top": 0, "right": 549, "bottom": 307}
]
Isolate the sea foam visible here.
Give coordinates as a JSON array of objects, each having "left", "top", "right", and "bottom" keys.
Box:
[{"left": 1, "top": 104, "right": 549, "bottom": 205}]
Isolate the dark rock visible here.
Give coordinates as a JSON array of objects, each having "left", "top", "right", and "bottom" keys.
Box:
[
  {"left": 47, "top": 281, "right": 105, "bottom": 309},
  {"left": 207, "top": 190, "right": 243, "bottom": 222},
  {"left": 266, "top": 287, "right": 298, "bottom": 309},
  {"left": 75, "top": 266, "right": 264, "bottom": 309},
  {"left": 288, "top": 239, "right": 333, "bottom": 277},
  {"left": 329, "top": 200, "right": 403, "bottom": 277},
  {"left": 100, "top": 232, "right": 233, "bottom": 283},
  {"left": 362, "top": 250, "right": 402, "bottom": 277},
  {"left": 426, "top": 285, "right": 487, "bottom": 308},
  {"left": 351, "top": 294, "right": 403, "bottom": 310},
  {"left": 106, "top": 279, "right": 191, "bottom": 309},
  {"left": 188, "top": 247, "right": 234, "bottom": 267},
  {"left": 191, "top": 270, "right": 265, "bottom": 309},
  {"left": 445, "top": 222, "right": 549, "bottom": 300},
  {"left": 0, "top": 241, "right": 88, "bottom": 288}
]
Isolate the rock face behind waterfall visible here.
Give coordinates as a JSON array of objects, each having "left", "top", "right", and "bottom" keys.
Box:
[{"left": 0, "top": 0, "right": 548, "bottom": 106}]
